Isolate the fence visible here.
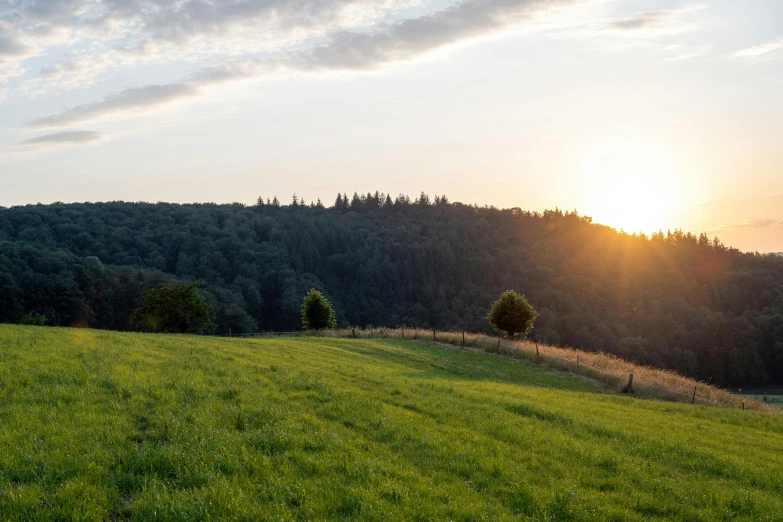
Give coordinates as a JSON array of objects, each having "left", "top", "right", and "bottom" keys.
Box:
[{"left": 218, "top": 327, "right": 773, "bottom": 412}]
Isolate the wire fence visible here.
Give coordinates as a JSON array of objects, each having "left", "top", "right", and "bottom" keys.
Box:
[{"left": 216, "top": 327, "right": 773, "bottom": 412}]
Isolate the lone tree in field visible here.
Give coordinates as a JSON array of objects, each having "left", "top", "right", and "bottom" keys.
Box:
[
  {"left": 131, "top": 280, "right": 215, "bottom": 334},
  {"left": 301, "top": 289, "right": 336, "bottom": 330},
  {"left": 488, "top": 290, "right": 537, "bottom": 339}
]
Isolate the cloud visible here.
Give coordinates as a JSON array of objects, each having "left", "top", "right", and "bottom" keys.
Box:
[
  {"left": 3, "top": 0, "right": 421, "bottom": 59},
  {"left": 26, "top": 83, "right": 198, "bottom": 128},
  {"left": 0, "top": 33, "right": 27, "bottom": 59},
  {"left": 23, "top": 60, "right": 271, "bottom": 128},
  {"left": 708, "top": 218, "right": 782, "bottom": 233},
  {"left": 550, "top": 4, "right": 704, "bottom": 43},
  {"left": 2, "top": 0, "right": 428, "bottom": 92},
  {"left": 129, "top": 0, "right": 416, "bottom": 44},
  {"left": 609, "top": 10, "right": 678, "bottom": 31},
  {"left": 659, "top": 44, "right": 711, "bottom": 62},
  {"left": 733, "top": 37, "right": 783, "bottom": 59},
  {"left": 25, "top": 0, "right": 579, "bottom": 129},
  {"left": 0, "top": 26, "right": 33, "bottom": 80},
  {"left": 293, "top": 0, "right": 574, "bottom": 71},
  {"left": 17, "top": 130, "right": 106, "bottom": 148},
  {"left": 733, "top": 218, "right": 779, "bottom": 228}
]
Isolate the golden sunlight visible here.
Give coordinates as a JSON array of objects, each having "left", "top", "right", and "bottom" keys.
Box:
[{"left": 581, "top": 138, "right": 681, "bottom": 234}]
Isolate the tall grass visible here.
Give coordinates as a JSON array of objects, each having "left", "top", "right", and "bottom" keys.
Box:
[{"left": 298, "top": 328, "right": 771, "bottom": 411}]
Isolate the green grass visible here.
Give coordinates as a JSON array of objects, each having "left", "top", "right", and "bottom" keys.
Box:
[{"left": 1, "top": 326, "right": 782, "bottom": 521}]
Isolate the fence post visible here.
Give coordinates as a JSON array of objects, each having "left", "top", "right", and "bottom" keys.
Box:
[
  {"left": 462, "top": 330, "right": 465, "bottom": 347},
  {"left": 433, "top": 329, "right": 436, "bottom": 341},
  {"left": 535, "top": 343, "right": 539, "bottom": 362},
  {"left": 401, "top": 327, "right": 404, "bottom": 339},
  {"left": 576, "top": 356, "right": 579, "bottom": 374},
  {"left": 352, "top": 328, "right": 356, "bottom": 338},
  {"left": 741, "top": 401, "right": 745, "bottom": 411},
  {"left": 691, "top": 385, "right": 697, "bottom": 404},
  {"left": 497, "top": 338, "right": 500, "bottom": 349},
  {"left": 627, "top": 373, "right": 634, "bottom": 393}
]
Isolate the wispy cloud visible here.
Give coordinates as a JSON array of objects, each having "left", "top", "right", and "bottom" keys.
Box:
[
  {"left": 551, "top": 3, "right": 704, "bottom": 41},
  {"left": 17, "top": 130, "right": 106, "bottom": 148},
  {"left": 24, "top": 0, "right": 581, "bottom": 129},
  {"left": 292, "top": 0, "right": 575, "bottom": 71},
  {"left": 708, "top": 218, "right": 782, "bottom": 233},
  {"left": 26, "top": 84, "right": 198, "bottom": 129},
  {"left": 609, "top": 10, "right": 683, "bottom": 32},
  {"left": 733, "top": 218, "right": 780, "bottom": 228},
  {"left": 733, "top": 36, "right": 783, "bottom": 59},
  {"left": 690, "top": 192, "right": 783, "bottom": 207},
  {"left": 660, "top": 44, "right": 711, "bottom": 62},
  {"left": 1, "top": 0, "right": 423, "bottom": 90}
]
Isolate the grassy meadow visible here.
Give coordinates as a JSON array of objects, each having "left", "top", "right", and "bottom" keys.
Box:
[
  {"left": 318, "top": 328, "right": 770, "bottom": 411},
  {"left": 1, "top": 325, "right": 782, "bottom": 521}
]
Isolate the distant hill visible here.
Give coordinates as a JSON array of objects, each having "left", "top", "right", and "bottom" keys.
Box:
[
  {"left": 1, "top": 194, "right": 782, "bottom": 385},
  {"left": 0, "top": 325, "right": 781, "bottom": 520}
]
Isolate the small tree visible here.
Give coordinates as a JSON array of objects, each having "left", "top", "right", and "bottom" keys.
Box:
[
  {"left": 131, "top": 280, "right": 215, "bottom": 334},
  {"left": 488, "top": 290, "right": 537, "bottom": 339},
  {"left": 301, "top": 289, "right": 336, "bottom": 330}
]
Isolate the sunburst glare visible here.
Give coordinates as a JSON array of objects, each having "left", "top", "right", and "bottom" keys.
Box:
[{"left": 582, "top": 138, "right": 681, "bottom": 234}]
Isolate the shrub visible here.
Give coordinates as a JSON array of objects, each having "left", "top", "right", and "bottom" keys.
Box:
[{"left": 19, "top": 312, "right": 47, "bottom": 326}]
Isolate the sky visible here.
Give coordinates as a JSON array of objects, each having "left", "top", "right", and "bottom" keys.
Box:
[{"left": 1, "top": 0, "right": 782, "bottom": 252}]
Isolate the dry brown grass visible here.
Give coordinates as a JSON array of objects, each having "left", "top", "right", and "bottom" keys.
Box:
[{"left": 309, "top": 327, "right": 774, "bottom": 412}]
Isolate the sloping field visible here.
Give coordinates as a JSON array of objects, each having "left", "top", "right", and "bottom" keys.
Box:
[{"left": 0, "top": 326, "right": 781, "bottom": 521}]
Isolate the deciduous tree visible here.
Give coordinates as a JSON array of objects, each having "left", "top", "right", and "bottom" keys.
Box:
[
  {"left": 131, "top": 280, "right": 215, "bottom": 334},
  {"left": 488, "top": 290, "right": 537, "bottom": 339},
  {"left": 301, "top": 289, "right": 336, "bottom": 330}
]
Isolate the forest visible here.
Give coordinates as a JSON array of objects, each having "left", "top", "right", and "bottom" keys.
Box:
[{"left": 1, "top": 192, "right": 782, "bottom": 386}]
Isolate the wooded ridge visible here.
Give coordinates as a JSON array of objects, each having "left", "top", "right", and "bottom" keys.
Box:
[{"left": 1, "top": 193, "right": 782, "bottom": 386}]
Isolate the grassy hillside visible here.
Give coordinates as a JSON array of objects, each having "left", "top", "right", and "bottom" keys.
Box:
[
  {"left": 318, "top": 328, "right": 770, "bottom": 410},
  {"left": 1, "top": 326, "right": 782, "bottom": 521},
  {"left": 4, "top": 200, "right": 783, "bottom": 387}
]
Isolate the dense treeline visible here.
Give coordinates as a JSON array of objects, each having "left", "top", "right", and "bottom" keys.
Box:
[{"left": 1, "top": 192, "right": 782, "bottom": 385}]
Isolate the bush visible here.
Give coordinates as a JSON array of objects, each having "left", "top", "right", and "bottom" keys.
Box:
[
  {"left": 301, "top": 289, "right": 336, "bottom": 330},
  {"left": 19, "top": 312, "right": 47, "bottom": 326}
]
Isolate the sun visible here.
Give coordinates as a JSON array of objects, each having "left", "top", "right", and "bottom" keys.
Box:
[
  {"left": 581, "top": 139, "right": 681, "bottom": 234},
  {"left": 595, "top": 171, "right": 667, "bottom": 234}
]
